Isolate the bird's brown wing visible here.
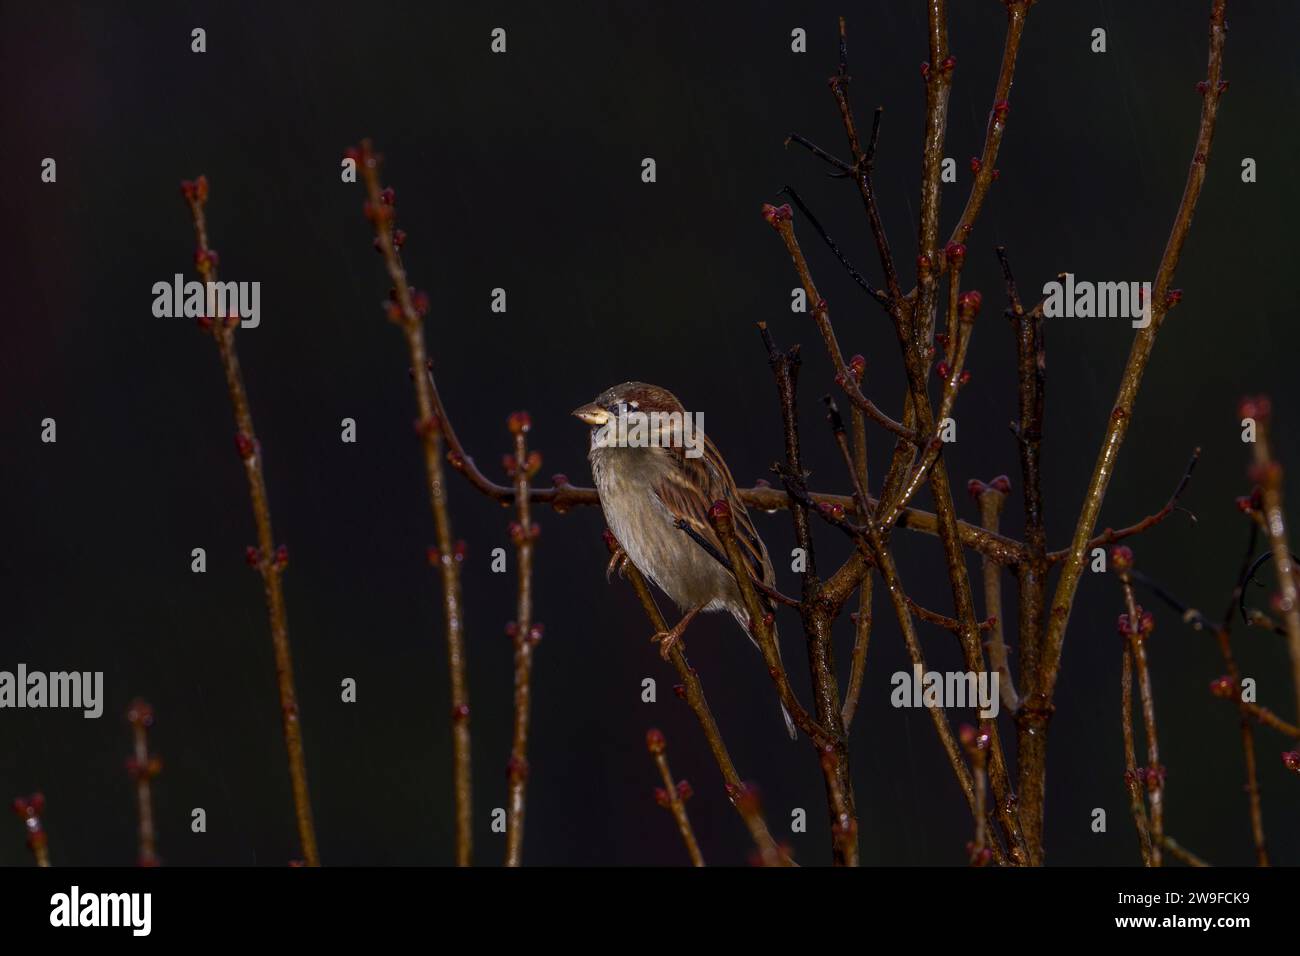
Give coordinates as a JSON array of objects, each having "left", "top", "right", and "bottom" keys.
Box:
[{"left": 652, "top": 435, "right": 776, "bottom": 595}]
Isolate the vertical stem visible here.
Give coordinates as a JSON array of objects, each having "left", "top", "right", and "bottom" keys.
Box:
[
  {"left": 127, "top": 699, "right": 160, "bottom": 867},
  {"left": 358, "top": 143, "right": 472, "bottom": 865},
  {"left": 1121, "top": 644, "right": 1154, "bottom": 866},
  {"left": 505, "top": 418, "right": 538, "bottom": 866},
  {"left": 182, "top": 180, "right": 320, "bottom": 867}
]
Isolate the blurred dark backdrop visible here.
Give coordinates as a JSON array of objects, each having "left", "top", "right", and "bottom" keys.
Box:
[{"left": 2, "top": 0, "right": 1298, "bottom": 866}]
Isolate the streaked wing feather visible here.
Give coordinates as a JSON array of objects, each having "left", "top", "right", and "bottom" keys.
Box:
[{"left": 651, "top": 436, "right": 775, "bottom": 598}]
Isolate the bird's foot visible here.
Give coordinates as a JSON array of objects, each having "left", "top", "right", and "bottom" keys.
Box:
[
  {"left": 651, "top": 604, "right": 704, "bottom": 661},
  {"left": 606, "top": 546, "right": 629, "bottom": 581},
  {"left": 650, "top": 628, "right": 679, "bottom": 660}
]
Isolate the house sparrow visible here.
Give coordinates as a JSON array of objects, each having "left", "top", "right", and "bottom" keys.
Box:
[{"left": 574, "top": 382, "right": 796, "bottom": 739}]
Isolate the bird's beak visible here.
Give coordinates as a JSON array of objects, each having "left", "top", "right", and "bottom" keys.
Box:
[{"left": 571, "top": 403, "right": 610, "bottom": 426}]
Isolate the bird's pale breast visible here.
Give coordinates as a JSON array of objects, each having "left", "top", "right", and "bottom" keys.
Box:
[{"left": 589, "top": 444, "right": 739, "bottom": 614}]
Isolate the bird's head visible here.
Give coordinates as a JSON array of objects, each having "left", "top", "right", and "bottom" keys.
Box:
[
  {"left": 572, "top": 382, "right": 686, "bottom": 425},
  {"left": 572, "top": 382, "right": 693, "bottom": 455}
]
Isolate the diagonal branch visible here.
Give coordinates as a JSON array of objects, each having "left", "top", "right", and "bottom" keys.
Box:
[
  {"left": 606, "top": 531, "right": 790, "bottom": 866},
  {"left": 1031, "top": 3, "right": 1229, "bottom": 857}
]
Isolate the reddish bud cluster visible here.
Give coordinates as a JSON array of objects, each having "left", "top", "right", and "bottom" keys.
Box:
[
  {"left": 676, "top": 780, "right": 694, "bottom": 802},
  {"left": 1209, "top": 675, "right": 1237, "bottom": 699},
  {"left": 509, "top": 521, "right": 541, "bottom": 545},
  {"left": 708, "top": 499, "right": 732, "bottom": 524},
  {"left": 957, "top": 290, "right": 982, "bottom": 319},
  {"left": 504, "top": 450, "right": 544, "bottom": 479},
  {"left": 732, "top": 782, "right": 761, "bottom": 815},
  {"left": 380, "top": 187, "right": 396, "bottom": 206},
  {"left": 454, "top": 540, "right": 468, "bottom": 561},
  {"left": 944, "top": 242, "right": 966, "bottom": 268},
  {"left": 646, "top": 728, "right": 666, "bottom": 755},
  {"left": 1238, "top": 395, "right": 1272, "bottom": 423},
  {"left": 1110, "top": 545, "right": 1134, "bottom": 572},
  {"left": 817, "top": 500, "right": 845, "bottom": 520},
  {"left": 11, "top": 794, "right": 46, "bottom": 851},
  {"left": 362, "top": 201, "right": 393, "bottom": 225},
  {"left": 992, "top": 101, "right": 1011, "bottom": 120},
  {"left": 507, "top": 411, "right": 531, "bottom": 435},
  {"left": 506, "top": 755, "right": 529, "bottom": 782},
  {"left": 920, "top": 61, "right": 930, "bottom": 78},
  {"left": 1144, "top": 764, "right": 1167, "bottom": 792},
  {"left": 413, "top": 416, "right": 438, "bottom": 438},
  {"left": 845, "top": 354, "right": 866, "bottom": 382},
  {"left": 1283, "top": 751, "right": 1300, "bottom": 773},
  {"left": 935, "top": 361, "right": 951, "bottom": 381},
  {"left": 988, "top": 475, "right": 1011, "bottom": 495},
  {"left": 235, "top": 433, "right": 256, "bottom": 460},
  {"left": 760, "top": 203, "right": 793, "bottom": 228},
  {"left": 179, "top": 175, "right": 210, "bottom": 204},
  {"left": 1164, "top": 288, "right": 1183, "bottom": 308},
  {"left": 673, "top": 683, "right": 687, "bottom": 699},
  {"left": 653, "top": 787, "right": 671, "bottom": 809},
  {"left": 917, "top": 253, "right": 932, "bottom": 278},
  {"left": 451, "top": 703, "right": 471, "bottom": 722},
  {"left": 940, "top": 55, "right": 956, "bottom": 73},
  {"left": 125, "top": 755, "right": 163, "bottom": 781},
  {"left": 969, "top": 157, "right": 982, "bottom": 174},
  {"left": 1117, "top": 605, "right": 1155, "bottom": 638},
  {"left": 126, "top": 698, "right": 154, "bottom": 728},
  {"left": 244, "top": 546, "right": 261, "bottom": 567},
  {"left": 958, "top": 723, "right": 991, "bottom": 752},
  {"left": 274, "top": 544, "right": 289, "bottom": 571},
  {"left": 194, "top": 248, "right": 219, "bottom": 270},
  {"left": 12, "top": 793, "right": 46, "bottom": 819},
  {"left": 966, "top": 843, "right": 993, "bottom": 867}
]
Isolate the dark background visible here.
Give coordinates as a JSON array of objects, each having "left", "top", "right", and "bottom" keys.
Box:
[{"left": 2, "top": 0, "right": 1298, "bottom": 867}]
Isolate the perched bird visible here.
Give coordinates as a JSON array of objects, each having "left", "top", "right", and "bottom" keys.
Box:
[{"left": 573, "top": 382, "right": 796, "bottom": 738}]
